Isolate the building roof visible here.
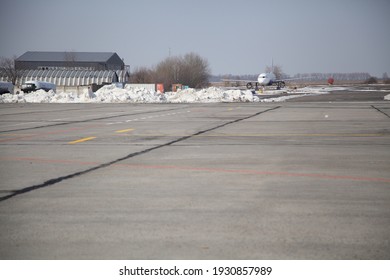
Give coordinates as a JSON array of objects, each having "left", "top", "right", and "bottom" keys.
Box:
[{"left": 16, "top": 51, "right": 121, "bottom": 63}]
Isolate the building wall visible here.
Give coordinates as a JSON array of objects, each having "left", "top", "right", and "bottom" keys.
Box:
[
  {"left": 106, "top": 53, "right": 125, "bottom": 70},
  {"left": 1, "top": 70, "right": 129, "bottom": 87}
]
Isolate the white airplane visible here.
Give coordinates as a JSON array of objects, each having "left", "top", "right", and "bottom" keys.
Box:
[
  {"left": 222, "top": 59, "right": 299, "bottom": 90},
  {"left": 223, "top": 72, "right": 287, "bottom": 90}
]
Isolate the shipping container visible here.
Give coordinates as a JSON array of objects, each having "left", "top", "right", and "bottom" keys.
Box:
[
  {"left": 172, "top": 84, "right": 182, "bottom": 92},
  {"left": 157, "top": 83, "right": 164, "bottom": 93}
]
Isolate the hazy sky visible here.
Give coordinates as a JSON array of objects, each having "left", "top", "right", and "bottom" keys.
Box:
[{"left": 1, "top": 0, "right": 389, "bottom": 76}]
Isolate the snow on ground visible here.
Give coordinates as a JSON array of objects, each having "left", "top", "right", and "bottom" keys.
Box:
[
  {"left": 259, "top": 86, "right": 336, "bottom": 102},
  {"left": 384, "top": 94, "right": 390, "bottom": 101},
  {"left": 0, "top": 84, "right": 349, "bottom": 104}
]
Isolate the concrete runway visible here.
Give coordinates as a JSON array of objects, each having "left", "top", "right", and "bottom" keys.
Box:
[{"left": 0, "top": 94, "right": 389, "bottom": 259}]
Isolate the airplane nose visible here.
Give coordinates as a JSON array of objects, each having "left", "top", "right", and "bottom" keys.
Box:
[{"left": 258, "top": 77, "right": 265, "bottom": 85}]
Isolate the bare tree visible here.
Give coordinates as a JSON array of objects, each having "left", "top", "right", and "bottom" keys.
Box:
[
  {"left": 0, "top": 56, "right": 21, "bottom": 84},
  {"left": 130, "top": 67, "right": 156, "bottom": 83},
  {"left": 155, "top": 56, "right": 182, "bottom": 90},
  {"left": 124, "top": 52, "right": 210, "bottom": 90},
  {"left": 180, "top": 52, "right": 211, "bottom": 88},
  {"left": 265, "top": 64, "right": 284, "bottom": 79},
  {"left": 155, "top": 52, "right": 210, "bottom": 90}
]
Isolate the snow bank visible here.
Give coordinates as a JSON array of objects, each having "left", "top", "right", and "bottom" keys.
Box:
[
  {"left": 0, "top": 85, "right": 344, "bottom": 104},
  {"left": 0, "top": 85, "right": 259, "bottom": 103},
  {"left": 259, "top": 86, "right": 336, "bottom": 102},
  {"left": 163, "top": 87, "right": 258, "bottom": 103},
  {"left": 93, "top": 84, "right": 165, "bottom": 103}
]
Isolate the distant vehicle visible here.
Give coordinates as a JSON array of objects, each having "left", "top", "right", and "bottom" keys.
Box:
[
  {"left": 21, "top": 81, "right": 56, "bottom": 93},
  {"left": 0, "top": 81, "right": 14, "bottom": 95}
]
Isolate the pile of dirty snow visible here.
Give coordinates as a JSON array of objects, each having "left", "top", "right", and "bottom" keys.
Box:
[
  {"left": 164, "top": 87, "right": 258, "bottom": 103},
  {"left": 0, "top": 85, "right": 349, "bottom": 104},
  {"left": 93, "top": 84, "right": 166, "bottom": 103},
  {"left": 0, "top": 85, "right": 259, "bottom": 103}
]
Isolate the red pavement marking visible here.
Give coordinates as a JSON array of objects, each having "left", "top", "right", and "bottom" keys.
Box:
[{"left": 1, "top": 156, "right": 390, "bottom": 183}]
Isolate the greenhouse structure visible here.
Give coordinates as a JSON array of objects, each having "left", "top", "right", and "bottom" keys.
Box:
[{"left": 0, "top": 69, "right": 129, "bottom": 87}]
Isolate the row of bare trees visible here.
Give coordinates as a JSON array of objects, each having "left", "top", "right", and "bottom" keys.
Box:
[{"left": 130, "top": 52, "right": 211, "bottom": 90}]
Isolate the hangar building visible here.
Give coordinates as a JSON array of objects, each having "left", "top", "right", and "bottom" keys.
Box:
[
  {"left": 3, "top": 51, "right": 130, "bottom": 87},
  {"left": 15, "top": 51, "right": 125, "bottom": 71}
]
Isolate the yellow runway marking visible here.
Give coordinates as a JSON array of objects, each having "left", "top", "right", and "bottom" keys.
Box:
[
  {"left": 68, "top": 137, "right": 96, "bottom": 144},
  {"left": 115, "top": 128, "right": 134, "bottom": 133}
]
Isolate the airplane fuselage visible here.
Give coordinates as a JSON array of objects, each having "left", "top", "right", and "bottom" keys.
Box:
[
  {"left": 223, "top": 72, "right": 285, "bottom": 90},
  {"left": 257, "top": 72, "right": 276, "bottom": 86}
]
